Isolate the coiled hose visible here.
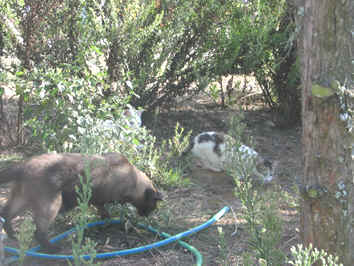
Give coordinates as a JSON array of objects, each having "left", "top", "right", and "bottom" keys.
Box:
[{"left": 4, "top": 206, "right": 230, "bottom": 265}]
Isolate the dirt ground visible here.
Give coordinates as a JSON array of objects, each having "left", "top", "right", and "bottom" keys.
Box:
[{"left": 0, "top": 95, "right": 302, "bottom": 265}]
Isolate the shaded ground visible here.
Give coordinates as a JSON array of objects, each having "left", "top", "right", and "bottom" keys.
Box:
[{"left": 0, "top": 96, "right": 302, "bottom": 265}]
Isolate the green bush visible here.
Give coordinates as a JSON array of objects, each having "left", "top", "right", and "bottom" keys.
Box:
[
  {"left": 105, "top": 0, "right": 227, "bottom": 109},
  {"left": 208, "top": 0, "right": 300, "bottom": 125},
  {"left": 3, "top": 0, "right": 300, "bottom": 130},
  {"left": 22, "top": 65, "right": 129, "bottom": 153}
]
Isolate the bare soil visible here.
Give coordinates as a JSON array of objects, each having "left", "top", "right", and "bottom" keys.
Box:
[{"left": 0, "top": 96, "right": 302, "bottom": 265}]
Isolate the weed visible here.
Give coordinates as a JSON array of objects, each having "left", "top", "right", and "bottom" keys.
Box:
[
  {"left": 288, "top": 243, "right": 343, "bottom": 266},
  {"left": 216, "top": 226, "right": 228, "bottom": 265},
  {"left": 226, "top": 113, "right": 285, "bottom": 265},
  {"left": 15, "top": 216, "right": 35, "bottom": 266},
  {"left": 69, "top": 160, "right": 100, "bottom": 266},
  {"left": 151, "top": 123, "right": 192, "bottom": 188}
]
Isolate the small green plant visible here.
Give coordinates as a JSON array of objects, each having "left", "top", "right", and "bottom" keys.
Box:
[
  {"left": 226, "top": 113, "right": 285, "bottom": 265},
  {"left": 216, "top": 226, "right": 228, "bottom": 265},
  {"left": 168, "top": 122, "right": 192, "bottom": 158},
  {"left": 165, "top": 122, "right": 192, "bottom": 172},
  {"left": 69, "top": 160, "right": 100, "bottom": 266},
  {"left": 149, "top": 123, "right": 192, "bottom": 188},
  {"left": 207, "top": 83, "right": 221, "bottom": 104},
  {"left": 234, "top": 180, "right": 284, "bottom": 265},
  {"left": 288, "top": 244, "right": 343, "bottom": 266},
  {"left": 16, "top": 216, "right": 36, "bottom": 266}
]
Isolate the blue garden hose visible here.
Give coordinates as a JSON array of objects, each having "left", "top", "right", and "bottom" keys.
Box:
[{"left": 4, "top": 206, "right": 230, "bottom": 265}]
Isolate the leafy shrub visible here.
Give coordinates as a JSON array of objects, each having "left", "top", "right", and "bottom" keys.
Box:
[
  {"left": 22, "top": 65, "right": 129, "bottom": 153},
  {"left": 105, "top": 0, "right": 242, "bottom": 109},
  {"left": 3, "top": 0, "right": 300, "bottom": 131},
  {"left": 208, "top": 0, "right": 300, "bottom": 125}
]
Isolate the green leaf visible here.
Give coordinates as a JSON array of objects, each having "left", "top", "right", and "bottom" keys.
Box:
[
  {"left": 16, "top": 71, "right": 25, "bottom": 77},
  {"left": 311, "top": 84, "right": 335, "bottom": 98}
]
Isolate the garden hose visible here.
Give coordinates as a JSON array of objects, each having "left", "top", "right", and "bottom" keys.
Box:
[{"left": 4, "top": 206, "right": 230, "bottom": 265}]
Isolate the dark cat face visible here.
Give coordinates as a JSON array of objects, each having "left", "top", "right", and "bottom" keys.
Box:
[{"left": 136, "top": 188, "right": 163, "bottom": 216}]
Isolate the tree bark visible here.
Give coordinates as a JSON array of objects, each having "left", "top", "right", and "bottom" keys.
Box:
[{"left": 300, "top": 0, "right": 353, "bottom": 265}]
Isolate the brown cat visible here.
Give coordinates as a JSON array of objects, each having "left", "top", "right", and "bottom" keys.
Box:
[{"left": 0, "top": 152, "right": 162, "bottom": 252}]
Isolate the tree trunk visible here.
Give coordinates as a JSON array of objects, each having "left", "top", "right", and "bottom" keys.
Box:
[{"left": 299, "top": 0, "right": 353, "bottom": 265}]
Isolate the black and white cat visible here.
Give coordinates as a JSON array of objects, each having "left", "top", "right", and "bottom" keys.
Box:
[{"left": 186, "top": 131, "right": 274, "bottom": 182}]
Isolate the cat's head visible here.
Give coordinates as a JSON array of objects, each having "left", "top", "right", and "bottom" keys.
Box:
[
  {"left": 255, "top": 159, "right": 279, "bottom": 184},
  {"left": 136, "top": 188, "right": 163, "bottom": 217}
]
